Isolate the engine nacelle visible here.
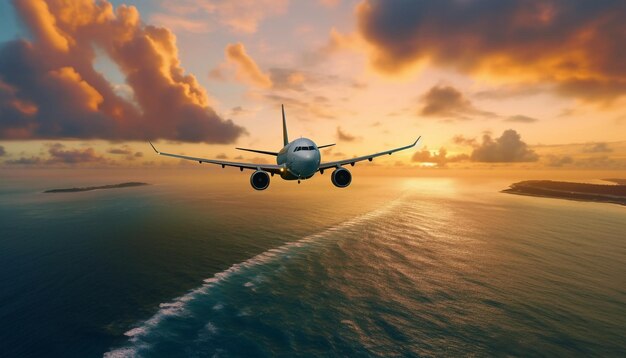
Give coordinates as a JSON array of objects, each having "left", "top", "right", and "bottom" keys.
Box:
[
  {"left": 331, "top": 167, "right": 352, "bottom": 188},
  {"left": 250, "top": 170, "right": 270, "bottom": 190}
]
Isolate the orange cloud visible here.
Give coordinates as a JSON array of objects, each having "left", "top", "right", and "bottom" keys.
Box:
[
  {"left": 354, "top": 0, "right": 626, "bottom": 102},
  {"left": 47, "top": 67, "right": 104, "bottom": 111},
  {"left": 15, "top": 0, "right": 71, "bottom": 52},
  {"left": 0, "top": 0, "right": 245, "bottom": 142},
  {"left": 157, "top": 0, "right": 289, "bottom": 34},
  {"left": 225, "top": 43, "right": 272, "bottom": 88}
]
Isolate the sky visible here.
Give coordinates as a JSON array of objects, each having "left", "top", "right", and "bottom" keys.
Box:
[{"left": 0, "top": 0, "right": 625, "bottom": 172}]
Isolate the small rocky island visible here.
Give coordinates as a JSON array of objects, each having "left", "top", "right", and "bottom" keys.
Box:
[
  {"left": 44, "top": 182, "right": 149, "bottom": 193},
  {"left": 502, "top": 180, "right": 626, "bottom": 206}
]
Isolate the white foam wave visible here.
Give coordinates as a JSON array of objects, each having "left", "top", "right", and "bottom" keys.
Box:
[{"left": 104, "top": 195, "right": 405, "bottom": 357}]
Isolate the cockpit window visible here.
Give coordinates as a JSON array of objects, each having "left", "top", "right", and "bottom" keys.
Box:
[{"left": 294, "top": 145, "right": 315, "bottom": 152}]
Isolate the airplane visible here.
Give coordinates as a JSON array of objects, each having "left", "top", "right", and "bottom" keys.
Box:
[{"left": 149, "top": 105, "right": 421, "bottom": 190}]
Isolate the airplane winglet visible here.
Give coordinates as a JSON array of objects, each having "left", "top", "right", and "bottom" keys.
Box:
[
  {"left": 317, "top": 143, "right": 336, "bottom": 149},
  {"left": 148, "top": 141, "right": 159, "bottom": 154},
  {"left": 414, "top": 136, "right": 421, "bottom": 146}
]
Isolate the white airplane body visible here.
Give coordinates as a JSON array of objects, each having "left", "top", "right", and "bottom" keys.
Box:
[{"left": 150, "top": 105, "right": 420, "bottom": 190}]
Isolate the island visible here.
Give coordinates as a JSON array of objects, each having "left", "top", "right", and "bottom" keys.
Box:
[
  {"left": 502, "top": 180, "right": 626, "bottom": 206},
  {"left": 44, "top": 182, "right": 149, "bottom": 193}
]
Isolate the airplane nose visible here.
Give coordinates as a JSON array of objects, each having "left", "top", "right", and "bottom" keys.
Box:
[{"left": 293, "top": 152, "right": 319, "bottom": 177}]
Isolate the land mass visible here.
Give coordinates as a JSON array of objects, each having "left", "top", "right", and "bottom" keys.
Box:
[
  {"left": 502, "top": 180, "right": 626, "bottom": 206},
  {"left": 44, "top": 182, "right": 149, "bottom": 193}
]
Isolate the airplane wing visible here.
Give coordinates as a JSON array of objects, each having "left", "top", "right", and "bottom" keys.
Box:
[
  {"left": 318, "top": 136, "right": 421, "bottom": 172},
  {"left": 149, "top": 142, "right": 285, "bottom": 174}
]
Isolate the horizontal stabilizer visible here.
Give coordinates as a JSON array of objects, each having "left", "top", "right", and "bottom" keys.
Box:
[{"left": 235, "top": 147, "right": 279, "bottom": 156}]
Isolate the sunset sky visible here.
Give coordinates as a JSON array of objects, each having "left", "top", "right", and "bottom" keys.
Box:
[{"left": 1, "top": 0, "right": 625, "bottom": 171}]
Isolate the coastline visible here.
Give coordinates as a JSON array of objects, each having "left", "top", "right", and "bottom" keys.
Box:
[
  {"left": 502, "top": 180, "right": 626, "bottom": 206},
  {"left": 44, "top": 182, "right": 149, "bottom": 193}
]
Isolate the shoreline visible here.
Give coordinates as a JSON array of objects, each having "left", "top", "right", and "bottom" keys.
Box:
[
  {"left": 502, "top": 180, "right": 626, "bottom": 206},
  {"left": 44, "top": 182, "right": 149, "bottom": 193}
]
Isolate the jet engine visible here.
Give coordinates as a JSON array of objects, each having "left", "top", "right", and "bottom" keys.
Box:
[
  {"left": 331, "top": 167, "right": 352, "bottom": 188},
  {"left": 250, "top": 170, "right": 270, "bottom": 190}
]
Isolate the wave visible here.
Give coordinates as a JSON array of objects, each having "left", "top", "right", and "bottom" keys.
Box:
[{"left": 104, "top": 195, "right": 406, "bottom": 357}]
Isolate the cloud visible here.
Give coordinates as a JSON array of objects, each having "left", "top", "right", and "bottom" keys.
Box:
[
  {"left": 419, "top": 85, "right": 495, "bottom": 120},
  {"left": 474, "top": 85, "right": 548, "bottom": 100},
  {"left": 6, "top": 156, "right": 42, "bottom": 165},
  {"left": 545, "top": 154, "right": 574, "bottom": 167},
  {"left": 0, "top": 145, "right": 5, "bottom": 156},
  {"left": 471, "top": 130, "right": 539, "bottom": 162},
  {"left": 108, "top": 145, "right": 143, "bottom": 160},
  {"left": 6, "top": 143, "right": 108, "bottom": 165},
  {"left": 452, "top": 135, "right": 477, "bottom": 147},
  {"left": 336, "top": 127, "right": 356, "bottom": 141},
  {"left": 268, "top": 68, "right": 307, "bottom": 91},
  {"left": 47, "top": 143, "right": 107, "bottom": 164},
  {"left": 150, "top": 13, "right": 210, "bottom": 33},
  {"left": 216, "top": 153, "right": 228, "bottom": 159},
  {"left": 225, "top": 43, "right": 272, "bottom": 88},
  {"left": 108, "top": 146, "right": 132, "bottom": 155},
  {"left": 505, "top": 115, "right": 539, "bottom": 123},
  {"left": 582, "top": 142, "right": 612, "bottom": 153},
  {"left": 412, "top": 146, "right": 468, "bottom": 166},
  {"left": 156, "top": 0, "right": 288, "bottom": 34},
  {"left": 264, "top": 93, "right": 337, "bottom": 120},
  {"left": 355, "top": 0, "right": 626, "bottom": 102},
  {"left": 0, "top": 0, "right": 245, "bottom": 143}
]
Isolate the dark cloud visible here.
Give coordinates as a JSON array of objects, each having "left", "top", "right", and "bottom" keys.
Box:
[
  {"left": 356, "top": 0, "right": 626, "bottom": 101},
  {"left": 582, "top": 142, "right": 612, "bottom": 153},
  {"left": 471, "top": 130, "right": 539, "bottom": 162},
  {"left": 336, "top": 127, "right": 356, "bottom": 141},
  {"left": 6, "top": 156, "right": 42, "bottom": 165},
  {"left": 216, "top": 153, "right": 228, "bottom": 159},
  {"left": 47, "top": 143, "right": 107, "bottom": 164},
  {"left": 505, "top": 115, "right": 539, "bottom": 123},
  {"left": 0, "top": 0, "right": 245, "bottom": 142},
  {"left": 0, "top": 145, "right": 5, "bottom": 156},
  {"left": 134, "top": 151, "right": 143, "bottom": 158},
  {"left": 419, "top": 85, "right": 495, "bottom": 120}
]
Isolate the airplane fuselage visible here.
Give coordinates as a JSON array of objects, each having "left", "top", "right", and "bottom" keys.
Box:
[{"left": 277, "top": 137, "right": 321, "bottom": 180}]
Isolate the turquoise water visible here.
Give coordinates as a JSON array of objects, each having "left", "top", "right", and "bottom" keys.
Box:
[{"left": 1, "top": 170, "right": 625, "bottom": 357}]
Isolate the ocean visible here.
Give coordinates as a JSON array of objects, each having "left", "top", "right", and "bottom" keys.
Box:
[{"left": 1, "top": 169, "right": 625, "bottom": 357}]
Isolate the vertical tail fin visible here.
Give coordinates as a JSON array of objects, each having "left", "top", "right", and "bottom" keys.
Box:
[{"left": 282, "top": 104, "right": 289, "bottom": 146}]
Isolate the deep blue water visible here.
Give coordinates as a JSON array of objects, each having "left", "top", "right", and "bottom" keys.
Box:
[{"left": 1, "top": 170, "right": 625, "bottom": 357}]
